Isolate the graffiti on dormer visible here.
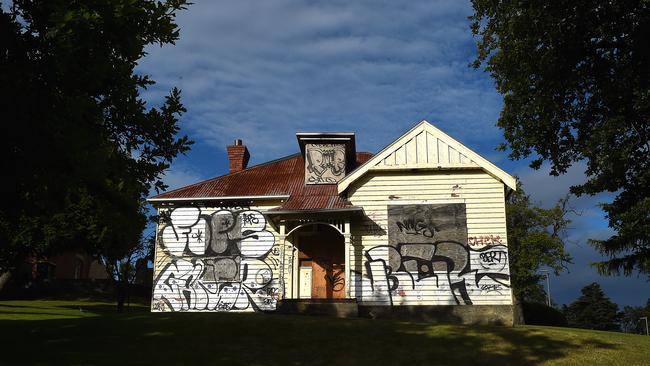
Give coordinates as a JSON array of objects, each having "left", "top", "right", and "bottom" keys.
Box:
[{"left": 305, "top": 143, "right": 346, "bottom": 184}]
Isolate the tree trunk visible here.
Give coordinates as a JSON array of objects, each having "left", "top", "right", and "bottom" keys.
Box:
[
  {"left": 513, "top": 295, "right": 525, "bottom": 325},
  {"left": 0, "top": 271, "right": 12, "bottom": 292},
  {"left": 116, "top": 280, "right": 127, "bottom": 312}
]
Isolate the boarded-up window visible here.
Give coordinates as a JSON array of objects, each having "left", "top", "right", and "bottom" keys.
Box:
[{"left": 387, "top": 204, "right": 469, "bottom": 279}]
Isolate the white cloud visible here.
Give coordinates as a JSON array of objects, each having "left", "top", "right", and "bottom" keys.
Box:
[
  {"left": 136, "top": 0, "right": 504, "bottom": 162},
  {"left": 133, "top": 1, "right": 650, "bottom": 306},
  {"left": 160, "top": 164, "right": 205, "bottom": 192}
]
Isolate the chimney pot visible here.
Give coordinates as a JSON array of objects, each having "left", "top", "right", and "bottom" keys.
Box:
[{"left": 227, "top": 139, "right": 250, "bottom": 173}]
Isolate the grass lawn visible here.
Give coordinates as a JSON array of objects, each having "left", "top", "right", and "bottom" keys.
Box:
[{"left": 1, "top": 300, "right": 648, "bottom": 366}]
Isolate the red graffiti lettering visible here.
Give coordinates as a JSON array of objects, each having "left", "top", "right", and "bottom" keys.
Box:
[{"left": 468, "top": 235, "right": 503, "bottom": 246}]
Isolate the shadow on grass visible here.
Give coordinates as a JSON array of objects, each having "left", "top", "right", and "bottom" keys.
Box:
[
  {"left": 0, "top": 310, "right": 93, "bottom": 317},
  {"left": 0, "top": 303, "right": 69, "bottom": 310},
  {"left": 59, "top": 304, "right": 149, "bottom": 314},
  {"left": 0, "top": 303, "right": 621, "bottom": 366}
]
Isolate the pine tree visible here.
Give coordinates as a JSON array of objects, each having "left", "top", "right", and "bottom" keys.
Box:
[{"left": 564, "top": 283, "right": 620, "bottom": 331}]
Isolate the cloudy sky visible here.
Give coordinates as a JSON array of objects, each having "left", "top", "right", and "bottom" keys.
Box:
[{"left": 138, "top": 0, "right": 648, "bottom": 307}]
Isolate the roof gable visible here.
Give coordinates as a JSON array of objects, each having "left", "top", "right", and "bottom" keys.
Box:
[{"left": 337, "top": 120, "right": 517, "bottom": 192}]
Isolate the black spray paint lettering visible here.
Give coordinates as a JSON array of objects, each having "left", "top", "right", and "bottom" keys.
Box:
[
  {"left": 364, "top": 243, "right": 511, "bottom": 305},
  {"left": 480, "top": 284, "right": 503, "bottom": 293},
  {"left": 479, "top": 250, "right": 507, "bottom": 264},
  {"left": 153, "top": 207, "right": 280, "bottom": 312},
  {"left": 477, "top": 247, "right": 509, "bottom": 272},
  {"left": 396, "top": 219, "right": 437, "bottom": 237},
  {"left": 364, "top": 204, "right": 511, "bottom": 306}
]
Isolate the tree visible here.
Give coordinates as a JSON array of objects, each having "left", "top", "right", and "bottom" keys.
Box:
[
  {"left": 506, "top": 182, "right": 572, "bottom": 303},
  {"left": 102, "top": 232, "right": 155, "bottom": 312},
  {"left": 521, "top": 301, "right": 568, "bottom": 327},
  {"left": 620, "top": 298, "right": 650, "bottom": 334},
  {"left": 470, "top": 1, "right": 650, "bottom": 278},
  {"left": 0, "top": 0, "right": 192, "bottom": 300},
  {"left": 564, "top": 282, "right": 620, "bottom": 331}
]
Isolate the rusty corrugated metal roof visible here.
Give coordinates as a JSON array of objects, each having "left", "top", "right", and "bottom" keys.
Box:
[{"left": 150, "top": 152, "right": 374, "bottom": 211}]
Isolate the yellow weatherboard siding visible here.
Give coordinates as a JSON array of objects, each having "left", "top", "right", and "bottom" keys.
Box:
[{"left": 348, "top": 169, "right": 512, "bottom": 306}]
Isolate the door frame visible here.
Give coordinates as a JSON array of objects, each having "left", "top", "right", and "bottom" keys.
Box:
[{"left": 289, "top": 223, "right": 346, "bottom": 299}]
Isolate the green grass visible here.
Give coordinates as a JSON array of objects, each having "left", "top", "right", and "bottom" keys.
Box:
[{"left": 1, "top": 300, "right": 648, "bottom": 366}]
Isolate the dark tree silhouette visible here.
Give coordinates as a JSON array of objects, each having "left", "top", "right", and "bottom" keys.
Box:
[
  {"left": 506, "top": 182, "right": 572, "bottom": 303},
  {"left": 564, "top": 283, "right": 620, "bottom": 331},
  {"left": 0, "top": 1, "right": 192, "bottom": 309},
  {"left": 470, "top": 0, "right": 650, "bottom": 278}
]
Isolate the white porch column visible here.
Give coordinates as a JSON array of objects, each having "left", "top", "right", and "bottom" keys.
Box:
[
  {"left": 344, "top": 218, "right": 351, "bottom": 298},
  {"left": 278, "top": 222, "right": 287, "bottom": 299}
]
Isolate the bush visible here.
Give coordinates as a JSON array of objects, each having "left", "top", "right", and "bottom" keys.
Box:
[{"left": 522, "top": 301, "right": 568, "bottom": 326}]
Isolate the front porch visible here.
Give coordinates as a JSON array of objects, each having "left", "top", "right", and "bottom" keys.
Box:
[{"left": 269, "top": 211, "right": 357, "bottom": 304}]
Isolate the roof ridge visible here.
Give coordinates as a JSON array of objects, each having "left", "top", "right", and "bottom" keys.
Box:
[{"left": 229, "top": 152, "right": 301, "bottom": 177}]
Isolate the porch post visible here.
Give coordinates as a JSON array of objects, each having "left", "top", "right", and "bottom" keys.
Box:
[
  {"left": 278, "top": 221, "right": 287, "bottom": 299},
  {"left": 344, "top": 218, "right": 351, "bottom": 298}
]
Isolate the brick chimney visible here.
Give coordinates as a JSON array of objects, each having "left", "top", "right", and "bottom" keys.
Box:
[{"left": 227, "top": 139, "right": 250, "bottom": 173}]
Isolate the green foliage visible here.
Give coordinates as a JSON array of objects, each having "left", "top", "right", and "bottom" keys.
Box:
[
  {"left": 564, "top": 282, "right": 620, "bottom": 331},
  {"left": 470, "top": 1, "right": 650, "bottom": 277},
  {"left": 620, "top": 298, "right": 650, "bottom": 334},
  {"left": 522, "top": 301, "right": 568, "bottom": 327},
  {"left": 0, "top": 1, "right": 192, "bottom": 275},
  {"left": 506, "top": 183, "right": 572, "bottom": 302}
]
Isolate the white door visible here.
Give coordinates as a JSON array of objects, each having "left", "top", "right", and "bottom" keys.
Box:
[{"left": 299, "top": 266, "right": 312, "bottom": 299}]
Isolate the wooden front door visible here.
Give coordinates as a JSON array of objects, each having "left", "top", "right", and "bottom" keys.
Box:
[
  {"left": 311, "top": 260, "right": 345, "bottom": 299},
  {"left": 298, "top": 227, "right": 345, "bottom": 299}
]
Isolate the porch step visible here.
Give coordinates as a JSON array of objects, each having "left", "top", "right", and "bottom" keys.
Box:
[{"left": 275, "top": 298, "right": 358, "bottom": 318}]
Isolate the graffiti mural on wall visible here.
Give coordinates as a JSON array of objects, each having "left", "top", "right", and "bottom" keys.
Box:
[
  {"left": 363, "top": 204, "right": 510, "bottom": 305},
  {"left": 152, "top": 207, "right": 280, "bottom": 312},
  {"left": 305, "top": 143, "right": 346, "bottom": 184}
]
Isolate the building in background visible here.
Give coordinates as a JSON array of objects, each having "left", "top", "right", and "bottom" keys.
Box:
[
  {"left": 27, "top": 252, "right": 108, "bottom": 282},
  {"left": 148, "top": 120, "right": 517, "bottom": 324}
]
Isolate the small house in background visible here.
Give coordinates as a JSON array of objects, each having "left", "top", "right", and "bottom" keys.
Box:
[
  {"left": 148, "top": 120, "right": 517, "bottom": 324},
  {"left": 26, "top": 251, "right": 108, "bottom": 282}
]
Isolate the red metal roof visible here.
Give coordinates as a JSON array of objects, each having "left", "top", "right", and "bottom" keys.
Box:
[{"left": 150, "top": 152, "right": 374, "bottom": 211}]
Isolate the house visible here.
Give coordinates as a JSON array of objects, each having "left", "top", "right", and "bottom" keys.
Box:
[
  {"left": 148, "top": 120, "right": 517, "bottom": 324},
  {"left": 25, "top": 251, "right": 108, "bottom": 282},
  {"left": 3, "top": 251, "right": 110, "bottom": 299}
]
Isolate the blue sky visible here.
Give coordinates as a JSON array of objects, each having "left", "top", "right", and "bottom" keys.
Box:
[{"left": 137, "top": 0, "right": 648, "bottom": 307}]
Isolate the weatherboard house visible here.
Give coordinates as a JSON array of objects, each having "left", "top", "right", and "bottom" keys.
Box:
[{"left": 148, "top": 120, "right": 518, "bottom": 324}]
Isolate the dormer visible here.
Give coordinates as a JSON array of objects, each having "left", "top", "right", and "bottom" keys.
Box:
[{"left": 296, "top": 132, "right": 356, "bottom": 185}]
